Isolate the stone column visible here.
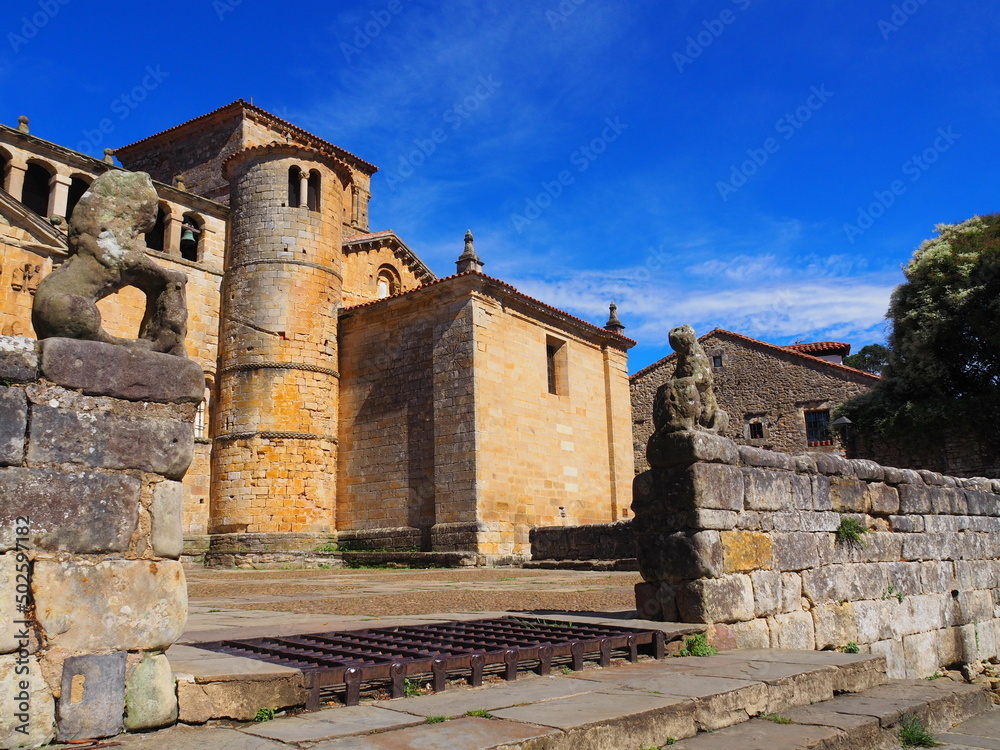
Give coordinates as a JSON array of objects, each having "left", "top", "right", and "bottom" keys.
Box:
[
  {"left": 0, "top": 336, "right": 203, "bottom": 745},
  {"left": 47, "top": 174, "right": 72, "bottom": 219},
  {"left": 164, "top": 211, "right": 182, "bottom": 256},
  {"left": 6, "top": 162, "right": 26, "bottom": 201},
  {"left": 299, "top": 170, "right": 309, "bottom": 209}
]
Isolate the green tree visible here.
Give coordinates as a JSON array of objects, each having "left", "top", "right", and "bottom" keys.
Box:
[
  {"left": 840, "top": 214, "right": 1000, "bottom": 443},
  {"left": 843, "top": 344, "right": 891, "bottom": 375}
]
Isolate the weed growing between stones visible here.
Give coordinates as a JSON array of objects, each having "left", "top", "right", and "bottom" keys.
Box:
[
  {"left": 898, "top": 714, "right": 940, "bottom": 747},
  {"left": 842, "top": 641, "right": 861, "bottom": 654},
  {"left": 883, "top": 584, "right": 905, "bottom": 602},
  {"left": 763, "top": 714, "right": 794, "bottom": 724},
  {"left": 425, "top": 715, "right": 448, "bottom": 724},
  {"left": 254, "top": 708, "right": 276, "bottom": 722},
  {"left": 835, "top": 515, "right": 869, "bottom": 547},
  {"left": 678, "top": 633, "right": 717, "bottom": 657},
  {"left": 403, "top": 678, "right": 420, "bottom": 697},
  {"left": 465, "top": 709, "right": 493, "bottom": 718}
]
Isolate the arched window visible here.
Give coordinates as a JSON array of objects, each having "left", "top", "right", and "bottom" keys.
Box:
[
  {"left": 307, "top": 170, "right": 321, "bottom": 211},
  {"left": 288, "top": 166, "right": 301, "bottom": 208},
  {"left": 376, "top": 266, "right": 400, "bottom": 299},
  {"left": 180, "top": 213, "right": 203, "bottom": 262},
  {"left": 195, "top": 382, "right": 212, "bottom": 439},
  {"left": 66, "top": 175, "right": 91, "bottom": 220},
  {"left": 146, "top": 203, "right": 169, "bottom": 253},
  {"left": 21, "top": 161, "right": 53, "bottom": 216}
]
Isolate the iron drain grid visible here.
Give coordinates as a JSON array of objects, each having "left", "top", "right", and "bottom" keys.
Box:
[{"left": 195, "top": 616, "right": 666, "bottom": 708}]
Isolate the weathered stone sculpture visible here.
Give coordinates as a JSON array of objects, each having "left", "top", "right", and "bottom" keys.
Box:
[
  {"left": 652, "top": 324, "right": 728, "bottom": 435},
  {"left": 646, "top": 325, "right": 731, "bottom": 467},
  {"left": 31, "top": 170, "right": 188, "bottom": 356}
]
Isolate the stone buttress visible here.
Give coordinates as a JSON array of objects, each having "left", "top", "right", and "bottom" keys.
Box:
[{"left": 209, "top": 144, "right": 348, "bottom": 560}]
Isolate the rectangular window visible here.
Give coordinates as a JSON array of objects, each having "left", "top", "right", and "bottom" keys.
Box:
[
  {"left": 546, "top": 336, "right": 567, "bottom": 395},
  {"left": 749, "top": 422, "right": 764, "bottom": 440},
  {"left": 805, "top": 410, "right": 831, "bottom": 445},
  {"left": 712, "top": 355, "right": 723, "bottom": 368}
]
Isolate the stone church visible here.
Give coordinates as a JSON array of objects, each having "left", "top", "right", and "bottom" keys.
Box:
[{"left": 0, "top": 100, "right": 635, "bottom": 564}]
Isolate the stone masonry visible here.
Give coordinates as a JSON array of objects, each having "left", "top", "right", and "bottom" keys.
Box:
[
  {"left": 0, "top": 335, "right": 202, "bottom": 746},
  {"left": 632, "top": 433, "right": 1000, "bottom": 680},
  {"left": 631, "top": 329, "right": 878, "bottom": 473}
]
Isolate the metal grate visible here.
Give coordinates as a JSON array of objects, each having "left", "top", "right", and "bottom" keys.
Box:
[{"left": 196, "top": 616, "right": 666, "bottom": 708}]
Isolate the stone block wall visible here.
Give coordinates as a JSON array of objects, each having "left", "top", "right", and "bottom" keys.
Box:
[
  {"left": 633, "top": 435, "right": 1000, "bottom": 680},
  {"left": 631, "top": 330, "right": 877, "bottom": 473},
  {"left": 529, "top": 521, "right": 635, "bottom": 562},
  {"left": 0, "top": 335, "right": 201, "bottom": 746}
]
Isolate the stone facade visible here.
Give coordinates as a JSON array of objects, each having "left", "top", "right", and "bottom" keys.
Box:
[
  {"left": 631, "top": 329, "right": 878, "bottom": 473},
  {"left": 0, "top": 335, "right": 200, "bottom": 745},
  {"left": 0, "top": 103, "right": 635, "bottom": 562},
  {"left": 632, "top": 434, "right": 1000, "bottom": 680},
  {"left": 338, "top": 274, "right": 634, "bottom": 561}
]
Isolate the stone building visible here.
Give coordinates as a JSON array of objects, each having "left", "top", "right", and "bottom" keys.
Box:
[
  {"left": 631, "top": 328, "right": 878, "bottom": 473},
  {"left": 0, "top": 100, "right": 634, "bottom": 563}
]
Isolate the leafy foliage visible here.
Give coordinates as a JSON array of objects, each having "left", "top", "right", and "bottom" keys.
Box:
[
  {"left": 254, "top": 708, "right": 276, "bottom": 722},
  {"left": 835, "top": 516, "right": 868, "bottom": 547},
  {"left": 843, "top": 343, "right": 891, "bottom": 375},
  {"left": 840, "top": 214, "right": 1000, "bottom": 447},
  {"left": 842, "top": 641, "right": 860, "bottom": 654}
]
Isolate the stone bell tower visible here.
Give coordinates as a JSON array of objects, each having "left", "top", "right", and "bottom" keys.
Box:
[{"left": 209, "top": 143, "right": 349, "bottom": 559}]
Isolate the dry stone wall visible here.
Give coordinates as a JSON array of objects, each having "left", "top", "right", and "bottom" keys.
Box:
[
  {"left": 0, "top": 335, "right": 201, "bottom": 746},
  {"left": 632, "top": 434, "right": 1000, "bottom": 680}
]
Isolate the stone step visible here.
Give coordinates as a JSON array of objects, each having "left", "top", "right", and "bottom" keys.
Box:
[
  {"left": 668, "top": 678, "right": 991, "bottom": 750},
  {"left": 137, "top": 648, "right": 888, "bottom": 750}
]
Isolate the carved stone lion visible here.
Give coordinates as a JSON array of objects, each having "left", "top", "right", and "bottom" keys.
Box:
[
  {"left": 31, "top": 171, "right": 188, "bottom": 356},
  {"left": 652, "top": 324, "right": 729, "bottom": 435}
]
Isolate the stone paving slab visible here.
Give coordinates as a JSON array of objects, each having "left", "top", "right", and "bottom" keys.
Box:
[
  {"left": 682, "top": 658, "right": 837, "bottom": 713},
  {"left": 306, "top": 716, "right": 558, "bottom": 750},
  {"left": 242, "top": 704, "right": 424, "bottom": 743},
  {"left": 169, "top": 643, "right": 301, "bottom": 681},
  {"left": 373, "top": 675, "right": 602, "bottom": 717},
  {"left": 491, "top": 688, "right": 697, "bottom": 750},
  {"left": 55, "top": 725, "right": 290, "bottom": 749},
  {"left": 938, "top": 708, "right": 1000, "bottom": 750},
  {"left": 666, "top": 716, "right": 847, "bottom": 749}
]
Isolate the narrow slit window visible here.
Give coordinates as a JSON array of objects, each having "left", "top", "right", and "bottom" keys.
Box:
[
  {"left": 749, "top": 422, "right": 765, "bottom": 440},
  {"left": 546, "top": 336, "right": 567, "bottom": 395},
  {"left": 713, "top": 355, "right": 723, "bottom": 368}
]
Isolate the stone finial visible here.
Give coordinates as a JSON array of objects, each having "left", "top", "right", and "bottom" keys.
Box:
[
  {"left": 31, "top": 170, "right": 190, "bottom": 357},
  {"left": 456, "top": 229, "right": 484, "bottom": 274},
  {"left": 103, "top": 148, "right": 115, "bottom": 165},
  {"left": 605, "top": 302, "right": 625, "bottom": 334},
  {"left": 173, "top": 174, "right": 186, "bottom": 191},
  {"left": 17, "top": 116, "right": 29, "bottom": 134}
]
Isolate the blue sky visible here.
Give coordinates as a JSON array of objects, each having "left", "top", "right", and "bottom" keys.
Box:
[{"left": 2, "top": 0, "right": 998, "bottom": 372}]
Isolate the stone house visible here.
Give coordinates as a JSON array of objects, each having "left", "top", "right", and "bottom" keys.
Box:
[
  {"left": 0, "top": 101, "right": 634, "bottom": 564},
  {"left": 630, "top": 328, "right": 878, "bottom": 473}
]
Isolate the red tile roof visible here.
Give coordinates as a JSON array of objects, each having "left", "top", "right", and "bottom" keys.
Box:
[
  {"left": 783, "top": 341, "right": 851, "bottom": 356},
  {"left": 630, "top": 328, "right": 879, "bottom": 381},
  {"left": 341, "top": 230, "right": 435, "bottom": 283},
  {"left": 341, "top": 271, "right": 636, "bottom": 349},
  {"left": 113, "top": 99, "right": 378, "bottom": 174}
]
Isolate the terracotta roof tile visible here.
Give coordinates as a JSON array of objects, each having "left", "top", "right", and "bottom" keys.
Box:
[
  {"left": 341, "top": 271, "right": 636, "bottom": 349},
  {"left": 630, "top": 328, "right": 879, "bottom": 382},
  {"left": 783, "top": 341, "right": 852, "bottom": 355},
  {"left": 113, "top": 99, "right": 378, "bottom": 174}
]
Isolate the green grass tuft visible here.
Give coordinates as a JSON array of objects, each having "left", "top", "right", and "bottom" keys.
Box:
[
  {"left": 763, "top": 714, "right": 794, "bottom": 724},
  {"left": 898, "top": 714, "right": 940, "bottom": 747},
  {"left": 678, "top": 632, "right": 717, "bottom": 657},
  {"left": 425, "top": 715, "right": 448, "bottom": 724},
  {"left": 465, "top": 709, "right": 493, "bottom": 718},
  {"left": 842, "top": 641, "right": 860, "bottom": 654},
  {"left": 254, "top": 708, "right": 276, "bottom": 722}
]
